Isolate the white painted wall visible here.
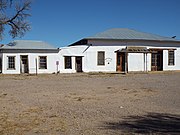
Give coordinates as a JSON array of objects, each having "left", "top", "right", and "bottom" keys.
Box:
[
  {"left": 83, "top": 46, "right": 125, "bottom": 72},
  {"left": 59, "top": 45, "right": 126, "bottom": 73},
  {"left": 128, "top": 53, "right": 151, "bottom": 72},
  {"left": 58, "top": 44, "right": 180, "bottom": 73},
  {"left": 2, "top": 53, "right": 59, "bottom": 74},
  {"left": 1, "top": 39, "right": 180, "bottom": 74},
  {"left": 2, "top": 53, "right": 20, "bottom": 74},
  {"left": 85, "top": 39, "right": 180, "bottom": 72},
  {"left": 58, "top": 46, "right": 86, "bottom": 73},
  {"left": 147, "top": 46, "right": 180, "bottom": 71}
]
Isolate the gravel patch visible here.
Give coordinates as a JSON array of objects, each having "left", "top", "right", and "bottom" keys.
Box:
[{"left": 0, "top": 72, "right": 180, "bottom": 134}]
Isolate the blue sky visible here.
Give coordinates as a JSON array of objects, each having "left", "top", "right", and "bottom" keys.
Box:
[{"left": 1, "top": 0, "right": 180, "bottom": 47}]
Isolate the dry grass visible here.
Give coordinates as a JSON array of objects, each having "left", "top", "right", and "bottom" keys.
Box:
[
  {"left": 0, "top": 106, "right": 67, "bottom": 135},
  {"left": 0, "top": 72, "right": 180, "bottom": 134}
]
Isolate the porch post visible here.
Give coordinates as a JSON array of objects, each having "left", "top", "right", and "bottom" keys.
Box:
[
  {"left": 146, "top": 53, "right": 148, "bottom": 72},
  {"left": 144, "top": 53, "right": 145, "bottom": 72},
  {"left": 125, "top": 52, "right": 128, "bottom": 74}
]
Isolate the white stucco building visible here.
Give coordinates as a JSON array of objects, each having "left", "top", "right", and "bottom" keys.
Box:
[
  {"left": 0, "top": 28, "right": 180, "bottom": 74},
  {"left": 0, "top": 40, "right": 60, "bottom": 74},
  {"left": 58, "top": 28, "right": 180, "bottom": 73}
]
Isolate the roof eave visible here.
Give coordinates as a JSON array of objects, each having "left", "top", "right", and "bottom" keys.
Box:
[
  {"left": 84, "top": 38, "right": 180, "bottom": 43},
  {"left": 0, "top": 48, "right": 59, "bottom": 53}
]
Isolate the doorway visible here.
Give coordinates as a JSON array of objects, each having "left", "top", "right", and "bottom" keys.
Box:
[
  {"left": 20, "top": 55, "right": 29, "bottom": 73},
  {"left": 116, "top": 52, "right": 125, "bottom": 72},
  {"left": 76, "top": 57, "right": 83, "bottom": 72},
  {"left": 151, "top": 51, "right": 163, "bottom": 71}
]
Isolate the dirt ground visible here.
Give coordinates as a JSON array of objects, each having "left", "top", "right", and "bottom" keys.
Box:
[{"left": 0, "top": 72, "right": 180, "bottom": 135}]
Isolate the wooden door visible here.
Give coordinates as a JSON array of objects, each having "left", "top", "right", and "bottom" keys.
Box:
[
  {"left": 76, "top": 57, "right": 82, "bottom": 72},
  {"left": 21, "top": 56, "right": 29, "bottom": 73},
  {"left": 151, "top": 51, "right": 163, "bottom": 71},
  {"left": 117, "top": 52, "right": 125, "bottom": 72}
]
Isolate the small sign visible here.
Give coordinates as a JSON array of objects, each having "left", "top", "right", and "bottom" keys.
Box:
[
  {"left": 105, "top": 58, "right": 112, "bottom": 62},
  {"left": 56, "top": 61, "right": 59, "bottom": 65}
]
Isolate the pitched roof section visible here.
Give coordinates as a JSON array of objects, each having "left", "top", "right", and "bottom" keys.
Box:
[
  {"left": 1, "top": 40, "right": 57, "bottom": 50},
  {"left": 86, "top": 28, "right": 179, "bottom": 42}
]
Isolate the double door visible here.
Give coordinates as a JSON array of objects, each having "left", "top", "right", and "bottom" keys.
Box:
[{"left": 151, "top": 51, "right": 163, "bottom": 71}]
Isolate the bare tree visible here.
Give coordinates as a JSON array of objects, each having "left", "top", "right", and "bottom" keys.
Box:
[{"left": 0, "top": 0, "right": 31, "bottom": 40}]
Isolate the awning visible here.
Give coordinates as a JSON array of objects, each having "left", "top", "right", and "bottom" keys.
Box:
[
  {"left": 149, "top": 48, "right": 177, "bottom": 51},
  {"left": 115, "top": 46, "right": 155, "bottom": 53}
]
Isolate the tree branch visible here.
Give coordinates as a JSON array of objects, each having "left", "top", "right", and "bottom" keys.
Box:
[
  {"left": 7, "top": 1, "right": 31, "bottom": 23},
  {"left": 0, "top": 0, "right": 31, "bottom": 40}
]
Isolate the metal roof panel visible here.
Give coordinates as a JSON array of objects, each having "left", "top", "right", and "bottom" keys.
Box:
[
  {"left": 1, "top": 40, "right": 57, "bottom": 50},
  {"left": 86, "top": 28, "right": 179, "bottom": 42}
]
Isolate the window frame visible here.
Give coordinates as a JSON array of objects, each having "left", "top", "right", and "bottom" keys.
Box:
[
  {"left": 39, "top": 56, "right": 47, "bottom": 69},
  {"left": 64, "top": 56, "right": 72, "bottom": 69},
  {"left": 7, "top": 56, "right": 16, "bottom": 70},
  {"left": 151, "top": 53, "right": 157, "bottom": 67},
  {"left": 168, "top": 50, "right": 175, "bottom": 66},
  {"left": 97, "top": 51, "right": 105, "bottom": 66}
]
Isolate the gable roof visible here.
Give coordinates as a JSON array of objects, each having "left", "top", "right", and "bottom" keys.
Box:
[
  {"left": 85, "top": 28, "right": 179, "bottom": 42},
  {"left": 1, "top": 40, "right": 57, "bottom": 50}
]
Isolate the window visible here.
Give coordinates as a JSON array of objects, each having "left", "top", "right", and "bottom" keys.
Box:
[
  {"left": 65, "top": 56, "right": 72, "bottom": 69},
  {"left": 97, "top": 51, "right": 105, "bottom": 65},
  {"left": 168, "top": 50, "right": 175, "bottom": 65},
  {"left": 39, "top": 56, "right": 47, "bottom": 69},
  {"left": 8, "top": 56, "right": 15, "bottom": 69}
]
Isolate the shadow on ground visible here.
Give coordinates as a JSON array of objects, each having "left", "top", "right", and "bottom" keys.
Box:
[{"left": 101, "top": 113, "right": 180, "bottom": 134}]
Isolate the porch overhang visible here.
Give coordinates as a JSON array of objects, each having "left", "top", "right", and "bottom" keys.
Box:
[
  {"left": 115, "top": 46, "right": 155, "bottom": 53},
  {"left": 149, "top": 48, "right": 177, "bottom": 51}
]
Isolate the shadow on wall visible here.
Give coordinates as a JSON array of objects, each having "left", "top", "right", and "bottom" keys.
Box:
[{"left": 101, "top": 113, "right": 180, "bottom": 134}]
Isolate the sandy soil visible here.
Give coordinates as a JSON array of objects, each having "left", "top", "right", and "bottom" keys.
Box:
[{"left": 0, "top": 72, "right": 180, "bottom": 135}]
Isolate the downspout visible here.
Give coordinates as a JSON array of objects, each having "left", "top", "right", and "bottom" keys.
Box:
[{"left": 82, "top": 44, "right": 92, "bottom": 53}]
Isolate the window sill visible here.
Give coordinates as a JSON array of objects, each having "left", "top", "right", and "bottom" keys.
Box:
[
  {"left": 7, "top": 68, "right": 16, "bottom": 70},
  {"left": 97, "top": 65, "right": 105, "bottom": 66}
]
